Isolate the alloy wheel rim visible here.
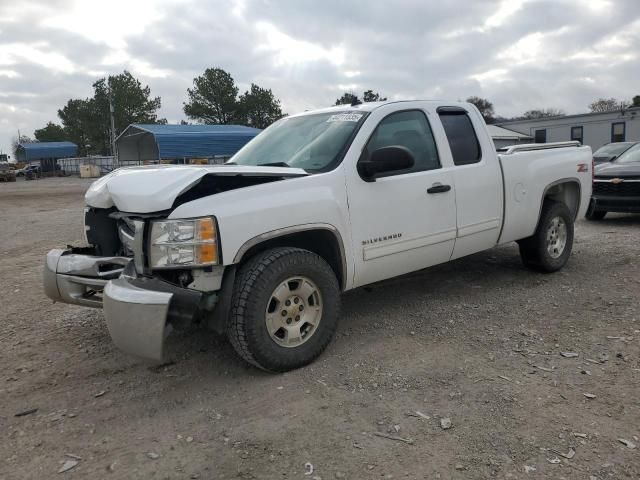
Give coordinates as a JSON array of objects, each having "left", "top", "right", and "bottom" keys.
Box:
[
  {"left": 546, "top": 216, "right": 567, "bottom": 259},
  {"left": 265, "top": 276, "right": 322, "bottom": 348}
]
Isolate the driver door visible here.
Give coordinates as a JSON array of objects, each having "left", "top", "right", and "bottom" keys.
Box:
[{"left": 346, "top": 108, "right": 457, "bottom": 287}]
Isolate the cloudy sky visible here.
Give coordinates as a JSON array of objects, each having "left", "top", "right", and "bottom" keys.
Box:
[{"left": 1, "top": 0, "right": 639, "bottom": 156}]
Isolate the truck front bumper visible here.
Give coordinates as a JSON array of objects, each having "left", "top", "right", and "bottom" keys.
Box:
[
  {"left": 44, "top": 248, "right": 202, "bottom": 361},
  {"left": 591, "top": 195, "right": 640, "bottom": 213}
]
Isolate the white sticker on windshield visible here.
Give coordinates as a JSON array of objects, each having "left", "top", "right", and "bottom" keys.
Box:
[{"left": 327, "top": 113, "right": 363, "bottom": 123}]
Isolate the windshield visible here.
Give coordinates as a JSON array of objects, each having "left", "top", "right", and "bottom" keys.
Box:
[
  {"left": 614, "top": 143, "right": 640, "bottom": 164},
  {"left": 230, "top": 111, "right": 367, "bottom": 171},
  {"left": 594, "top": 142, "right": 633, "bottom": 157}
]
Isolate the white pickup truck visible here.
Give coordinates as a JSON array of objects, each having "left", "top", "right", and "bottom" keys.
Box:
[{"left": 44, "top": 100, "right": 592, "bottom": 371}]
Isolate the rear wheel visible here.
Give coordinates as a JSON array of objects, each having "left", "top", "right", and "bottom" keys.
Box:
[
  {"left": 227, "top": 247, "right": 340, "bottom": 372},
  {"left": 519, "top": 200, "right": 574, "bottom": 273}
]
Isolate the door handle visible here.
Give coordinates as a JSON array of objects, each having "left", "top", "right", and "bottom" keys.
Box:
[{"left": 427, "top": 183, "right": 451, "bottom": 194}]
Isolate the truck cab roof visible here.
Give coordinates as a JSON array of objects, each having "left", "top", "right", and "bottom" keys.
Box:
[{"left": 290, "top": 100, "right": 474, "bottom": 118}]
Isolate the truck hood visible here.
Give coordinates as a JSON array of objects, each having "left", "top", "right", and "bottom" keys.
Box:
[
  {"left": 594, "top": 161, "right": 640, "bottom": 178},
  {"left": 85, "top": 164, "right": 308, "bottom": 213}
]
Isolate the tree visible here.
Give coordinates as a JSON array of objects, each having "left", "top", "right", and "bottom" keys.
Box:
[
  {"left": 237, "top": 83, "right": 284, "bottom": 129},
  {"left": 58, "top": 98, "right": 97, "bottom": 156},
  {"left": 521, "top": 108, "right": 565, "bottom": 119},
  {"left": 492, "top": 115, "right": 512, "bottom": 124},
  {"left": 184, "top": 68, "right": 239, "bottom": 124},
  {"left": 589, "top": 98, "right": 627, "bottom": 113},
  {"left": 92, "top": 71, "right": 162, "bottom": 154},
  {"left": 335, "top": 92, "right": 360, "bottom": 106},
  {"left": 631, "top": 95, "right": 640, "bottom": 107},
  {"left": 363, "top": 90, "right": 387, "bottom": 102},
  {"left": 335, "top": 90, "right": 387, "bottom": 106},
  {"left": 466, "top": 96, "right": 495, "bottom": 123},
  {"left": 56, "top": 71, "right": 162, "bottom": 156},
  {"left": 34, "top": 122, "right": 66, "bottom": 142},
  {"left": 93, "top": 71, "right": 161, "bottom": 129}
]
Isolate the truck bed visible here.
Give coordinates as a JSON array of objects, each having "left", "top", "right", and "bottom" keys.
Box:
[{"left": 497, "top": 143, "right": 592, "bottom": 244}]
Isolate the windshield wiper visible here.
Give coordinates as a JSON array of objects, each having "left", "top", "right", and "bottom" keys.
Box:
[{"left": 257, "top": 162, "right": 290, "bottom": 167}]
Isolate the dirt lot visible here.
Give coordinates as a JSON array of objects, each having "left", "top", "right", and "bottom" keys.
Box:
[{"left": 1, "top": 177, "right": 639, "bottom": 480}]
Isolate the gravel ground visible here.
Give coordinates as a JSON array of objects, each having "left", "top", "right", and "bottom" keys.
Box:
[{"left": 1, "top": 177, "right": 639, "bottom": 480}]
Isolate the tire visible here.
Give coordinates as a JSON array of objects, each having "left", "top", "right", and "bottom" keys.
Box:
[
  {"left": 227, "top": 247, "right": 340, "bottom": 372},
  {"left": 518, "top": 200, "right": 574, "bottom": 273}
]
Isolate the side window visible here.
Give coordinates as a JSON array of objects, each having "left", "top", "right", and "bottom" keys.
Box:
[
  {"left": 611, "top": 122, "right": 625, "bottom": 142},
  {"left": 535, "top": 129, "right": 547, "bottom": 143},
  {"left": 438, "top": 111, "right": 481, "bottom": 165},
  {"left": 365, "top": 110, "right": 440, "bottom": 175}
]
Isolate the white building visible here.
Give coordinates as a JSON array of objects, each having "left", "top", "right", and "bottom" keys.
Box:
[
  {"left": 486, "top": 125, "right": 533, "bottom": 150},
  {"left": 497, "top": 107, "right": 640, "bottom": 151}
]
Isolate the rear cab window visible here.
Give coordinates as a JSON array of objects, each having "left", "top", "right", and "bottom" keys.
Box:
[{"left": 437, "top": 107, "right": 482, "bottom": 166}]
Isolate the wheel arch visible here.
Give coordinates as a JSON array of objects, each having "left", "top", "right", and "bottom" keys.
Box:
[
  {"left": 232, "top": 224, "right": 347, "bottom": 290},
  {"left": 539, "top": 178, "right": 582, "bottom": 222}
]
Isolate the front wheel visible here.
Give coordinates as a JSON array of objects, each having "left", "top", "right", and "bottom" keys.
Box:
[
  {"left": 227, "top": 247, "right": 340, "bottom": 372},
  {"left": 518, "top": 200, "right": 574, "bottom": 273}
]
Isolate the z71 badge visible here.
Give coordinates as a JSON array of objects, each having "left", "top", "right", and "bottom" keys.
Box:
[{"left": 362, "top": 233, "right": 402, "bottom": 246}]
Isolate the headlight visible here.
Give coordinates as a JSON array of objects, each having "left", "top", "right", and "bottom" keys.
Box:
[{"left": 149, "top": 217, "right": 219, "bottom": 268}]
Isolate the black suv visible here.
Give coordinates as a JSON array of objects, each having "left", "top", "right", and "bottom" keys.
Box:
[
  {"left": 592, "top": 142, "right": 638, "bottom": 164},
  {"left": 587, "top": 143, "right": 640, "bottom": 220}
]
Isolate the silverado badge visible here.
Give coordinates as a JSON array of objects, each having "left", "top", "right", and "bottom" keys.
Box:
[{"left": 362, "top": 233, "right": 402, "bottom": 246}]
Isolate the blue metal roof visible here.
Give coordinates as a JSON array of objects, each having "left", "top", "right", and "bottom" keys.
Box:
[
  {"left": 122, "top": 124, "right": 261, "bottom": 159},
  {"left": 17, "top": 141, "right": 78, "bottom": 161}
]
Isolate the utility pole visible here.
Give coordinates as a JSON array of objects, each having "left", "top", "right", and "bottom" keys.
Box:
[{"left": 108, "top": 84, "right": 118, "bottom": 166}]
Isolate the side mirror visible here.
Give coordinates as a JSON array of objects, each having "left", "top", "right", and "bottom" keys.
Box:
[{"left": 358, "top": 146, "right": 415, "bottom": 181}]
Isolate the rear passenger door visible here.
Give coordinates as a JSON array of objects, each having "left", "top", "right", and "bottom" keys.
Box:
[{"left": 437, "top": 107, "right": 503, "bottom": 259}]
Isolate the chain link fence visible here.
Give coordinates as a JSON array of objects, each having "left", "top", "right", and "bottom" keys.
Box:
[{"left": 57, "top": 156, "right": 230, "bottom": 176}]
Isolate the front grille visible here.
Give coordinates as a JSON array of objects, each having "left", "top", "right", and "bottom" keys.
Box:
[
  {"left": 85, "top": 207, "right": 120, "bottom": 256},
  {"left": 116, "top": 217, "right": 145, "bottom": 274},
  {"left": 118, "top": 221, "right": 136, "bottom": 256},
  {"left": 593, "top": 181, "right": 640, "bottom": 197}
]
